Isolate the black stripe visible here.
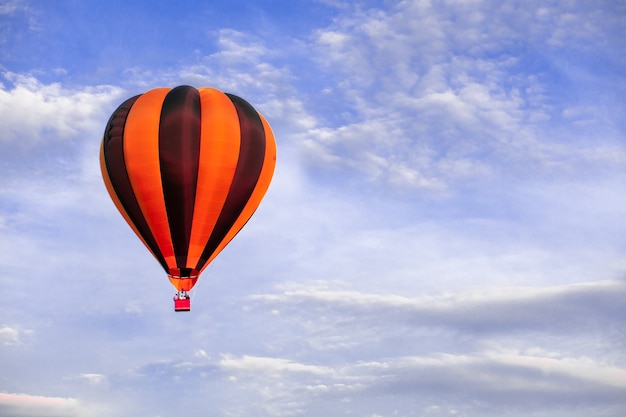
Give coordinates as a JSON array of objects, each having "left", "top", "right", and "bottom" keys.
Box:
[
  {"left": 159, "top": 86, "right": 202, "bottom": 273},
  {"left": 195, "top": 93, "right": 266, "bottom": 271},
  {"left": 102, "top": 95, "right": 170, "bottom": 273}
]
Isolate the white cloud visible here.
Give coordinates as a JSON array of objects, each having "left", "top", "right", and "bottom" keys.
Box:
[
  {"left": 212, "top": 29, "right": 270, "bottom": 65},
  {"left": 162, "top": 348, "right": 626, "bottom": 416},
  {"left": 0, "top": 392, "right": 81, "bottom": 417},
  {"left": 302, "top": 0, "right": 626, "bottom": 190},
  {"left": 485, "top": 349, "right": 626, "bottom": 389},
  {"left": 220, "top": 354, "right": 333, "bottom": 376},
  {"left": 352, "top": 349, "right": 626, "bottom": 410},
  {"left": 79, "top": 373, "right": 106, "bottom": 385},
  {"left": 249, "top": 280, "right": 626, "bottom": 334},
  {"left": 0, "top": 72, "right": 124, "bottom": 144},
  {"left": 178, "top": 29, "right": 288, "bottom": 96},
  {"left": 0, "top": 325, "right": 32, "bottom": 346}
]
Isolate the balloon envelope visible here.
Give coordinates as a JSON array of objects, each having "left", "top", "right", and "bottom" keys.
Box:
[{"left": 100, "top": 86, "right": 276, "bottom": 291}]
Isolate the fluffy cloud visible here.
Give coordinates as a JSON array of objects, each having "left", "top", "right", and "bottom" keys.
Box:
[
  {"left": 0, "top": 325, "right": 32, "bottom": 346},
  {"left": 302, "top": 1, "right": 626, "bottom": 190},
  {"left": 0, "top": 72, "right": 123, "bottom": 144},
  {"left": 195, "top": 348, "right": 626, "bottom": 416},
  {"left": 248, "top": 280, "right": 626, "bottom": 339}
]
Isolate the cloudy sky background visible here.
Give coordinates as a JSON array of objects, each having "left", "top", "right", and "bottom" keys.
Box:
[{"left": 1, "top": 0, "right": 626, "bottom": 416}]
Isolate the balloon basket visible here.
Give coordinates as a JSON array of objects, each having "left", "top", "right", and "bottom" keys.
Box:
[{"left": 174, "top": 297, "right": 191, "bottom": 312}]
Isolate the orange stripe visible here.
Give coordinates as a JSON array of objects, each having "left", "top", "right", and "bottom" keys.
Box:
[
  {"left": 186, "top": 88, "right": 241, "bottom": 267},
  {"left": 123, "top": 88, "right": 176, "bottom": 267},
  {"left": 168, "top": 276, "right": 199, "bottom": 291},
  {"left": 203, "top": 112, "right": 277, "bottom": 268}
]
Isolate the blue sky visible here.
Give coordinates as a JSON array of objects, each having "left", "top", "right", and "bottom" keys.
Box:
[{"left": 1, "top": 0, "right": 626, "bottom": 416}]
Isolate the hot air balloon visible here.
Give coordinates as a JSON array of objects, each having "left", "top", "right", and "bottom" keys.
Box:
[{"left": 100, "top": 86, "right": 276, "bottom": 311}]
